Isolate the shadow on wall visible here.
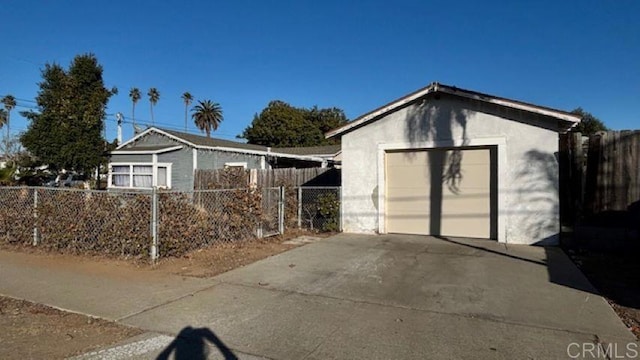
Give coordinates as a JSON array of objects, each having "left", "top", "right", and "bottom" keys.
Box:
[
  {"left": 403, "top": 96, "right": 470, "bottom": 189},
  {"left": 156, "top": 326, "right": 238, "bottom": 360},
  {"left": 406, "top": 97, "right": 469, "bottom": 236},
  {"left": 399, "top": 96, "right": 498, "bottom": 237},
  {"left": 516, "top": 150, "right": 560, "bottom": 245}
]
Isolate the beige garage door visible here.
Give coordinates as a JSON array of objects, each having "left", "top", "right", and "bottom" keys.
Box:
[{"left": 385, "top": 148, "right": 492, "bottom": 238}]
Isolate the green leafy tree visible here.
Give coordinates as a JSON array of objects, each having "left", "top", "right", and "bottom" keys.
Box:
[
  {"left": 148, "top": 87, "right": 160, "bottom": 125},
  {"left": 240, "top": 101, "right": 348, "bottom": 147},
  {"left": 129, "top": 87, "right": 141, "bottom": 131},
  {"left": 1, "top": 95, "right": 16, "bottom": 156},
  {"left": 192, "top": 100, "right": 223, "bottom": 138},
  {"left": 181, "top": 92, "right": 193, "bottom": 131},
  {"left": 306, "top": 106, "right": 348, "bottom": 136},
  {"left": 571, "top": 108, "right": 608, "bottom": 136},
  {"left": 20, "top": 53, "right": 116, "bottom": 173}
]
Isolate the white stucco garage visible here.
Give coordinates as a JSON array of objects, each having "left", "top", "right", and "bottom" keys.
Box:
[{"left": 326, "top": 82, "right": 581, "bottom": 245}]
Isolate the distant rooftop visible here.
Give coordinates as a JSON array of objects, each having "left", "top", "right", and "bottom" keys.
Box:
[
  {"left": 160, "top": 128, "right": 269, "bottom": 152},
  {"left": 120, "top": 127, "right": 341, "bottom": 157},
  {"left": 274, "top": 144, "right": 341, "bottom": 156}
]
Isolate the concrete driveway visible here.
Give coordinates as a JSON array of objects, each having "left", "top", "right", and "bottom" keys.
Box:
[{"left": 110, "top": 234, "right": 635, "bottom": 359}]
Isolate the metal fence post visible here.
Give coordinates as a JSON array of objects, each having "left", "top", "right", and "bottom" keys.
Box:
[
  {"left": 297, "top": 187, "right": 302, "bottom": 229},
  {"left": 32, "top": 188, "right": 39, "bottom": 246},
  {"left": 279, "top": 186, "right": 285, "bottom": 234},
  {"left": 150, "top": 187, "right": 159, "bottom": 262},
  {"left": 257, "top": 188, "right": 264, "bottom": 238},
  {"left": 338, "top": 186, "right": 343, "bottom": 232}
]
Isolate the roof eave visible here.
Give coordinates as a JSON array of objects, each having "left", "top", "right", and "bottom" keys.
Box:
[
  {"left": 208, "top": 145, "right": 325, "bottom": 162},
  {"left": 110, "top": 145, "right": 184, "bottom": 155},
  {"left": 116, "top": 127, "right": 199, "bottom": 150},
  {"left": 326, "top": 82, "right": 582, "bottom": 138},
  {"left": 436, "top": 85, "right": 581, "bottom": 123},
  {"left": 325, "top": 83, "right": 439, "bottom": 138}
]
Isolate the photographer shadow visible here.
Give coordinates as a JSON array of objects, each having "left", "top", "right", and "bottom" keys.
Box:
[{"left": 156, "top": 326, "right": 238, "bottom": 360}]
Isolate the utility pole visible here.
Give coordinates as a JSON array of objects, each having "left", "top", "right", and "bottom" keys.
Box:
[{"left": 116, "top": 112, "right": 123, "bottom": 145}]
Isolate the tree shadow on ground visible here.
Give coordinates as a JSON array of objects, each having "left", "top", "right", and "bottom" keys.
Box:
[
  {"left": 431, "top": 235, "right": 601, "bottom": 297},
  {"left": 156, "top": 326, "right": 237, "bottom": 360}
]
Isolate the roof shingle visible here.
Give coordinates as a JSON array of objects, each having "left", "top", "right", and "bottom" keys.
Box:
[
  {"left": 273, "top": 145, "right": 341, "bottom": 156},
  {"left": 160, "top": 128, "right": 269, "bottom": 152}
]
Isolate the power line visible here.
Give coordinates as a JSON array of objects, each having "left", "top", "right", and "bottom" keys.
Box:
[
  {"left": 15, "top": 104, "right": 38, "bottom": 110},
  {"left": 2, "top": 96, "right": 243, "bottom": 141},
  {"left": 103, "top": 116, "right": 241, "bottom": 140},
  {"left": 0, "top": 94, "right": 38, "bottom": 104}
]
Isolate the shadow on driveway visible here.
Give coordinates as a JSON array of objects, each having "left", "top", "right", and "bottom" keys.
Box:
[
  {"left": 156, "top": 326, "right": 237, "bottom": 360},
  {"left": 432, "top": 235, "right": 599, "bottom": 295}
]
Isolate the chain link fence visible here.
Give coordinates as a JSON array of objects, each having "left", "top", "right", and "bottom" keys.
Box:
[
  {"left": 0, "top": 187, "right": 152, "bottom": 257},
  {"left": 0, "top": 186, "right": 340, "bottom": 262},
  {"left": 295, "top": 187, "right": 342, "bottom": 232},
  {"left": 156, "top": 187, "right": 283, "bottom": 257},
  {"left": 0, "top": 187, "right": 35, "bottom": 246}
]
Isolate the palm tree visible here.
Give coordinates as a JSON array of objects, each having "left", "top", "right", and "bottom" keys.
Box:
[
  {"left": 1, "top": 95, "right": 16, "bottom": 155},
  {"left": 0, "top": 109, "right": 7, "bottom": 129},
  {"left": 129, "top": 88, "right": 141, "bottom": 132},
  {"left": 148, "top": 88, "right": 160, "bottom": 125},
  {"left": 181, "top": 92, "right": 193, "bottom": 131},
  {"left": 192, "top": 100, "right": 223, "bottom": 138}
]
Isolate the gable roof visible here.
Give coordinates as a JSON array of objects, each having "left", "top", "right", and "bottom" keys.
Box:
[
  {"left": 326, "top": 82, "right": 582, "bottom": 138},
  {"left": 115, "top": 127, "right": 339, "bottom": 162},
  {"left": 160, "top": 128, "right": 270, "bottom": 152}
]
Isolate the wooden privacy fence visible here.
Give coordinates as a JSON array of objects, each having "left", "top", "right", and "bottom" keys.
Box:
[
  {"left": 560, "top": 130, "right": 640, "bottom": 228},
  {"left": 194, "top": 167, "right": 341, "bottom": 190}
]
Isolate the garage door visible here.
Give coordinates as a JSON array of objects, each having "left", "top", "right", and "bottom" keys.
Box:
[{"left": 385, "top": 148, "right": 492, "bottom": 238}]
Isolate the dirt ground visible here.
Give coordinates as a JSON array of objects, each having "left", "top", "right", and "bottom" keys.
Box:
[
  {"left": 0, "top": 296, "right": 143, "bottom": 360},
  {"left": 568, "top": 249, "right": 640, "bottom": 339},
  {"left": 0, "top": 231, "right": 327, "bottom": 359},
  {"left": 153, "top": 231, "right": 316, "bottom": 277}
]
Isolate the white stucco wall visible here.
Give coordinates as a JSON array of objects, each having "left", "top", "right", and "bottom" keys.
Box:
[{"left": 341, "top": 94, "right": 561, "bottom": 245}]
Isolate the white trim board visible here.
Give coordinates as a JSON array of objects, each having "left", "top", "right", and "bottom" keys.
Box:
[
  {"left": 111, "top": 145, "right": 183, "bottom": 155},
  {"left": 192, "top": 148, "right": 198, "bottom": 174},
  {"left": 376, "top": 137, "right": 507, "bottom": 243},
  {"left": 107, "top": 161, "right": 173, "bottom": 190},
  {"left": 224, "top": 162, "right": 248, "bottom": 169},
  {"left": 116, "top": 128, "right": 199, "bottom": 150}
]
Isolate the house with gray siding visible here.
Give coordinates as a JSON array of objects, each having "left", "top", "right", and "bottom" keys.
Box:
[{"left": 108, "top": 127, "right": 340, "bottom": 191}]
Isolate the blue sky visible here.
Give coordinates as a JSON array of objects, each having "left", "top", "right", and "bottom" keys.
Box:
[{"left": 0, "top": 0, "right": 638, "bottom": 143}]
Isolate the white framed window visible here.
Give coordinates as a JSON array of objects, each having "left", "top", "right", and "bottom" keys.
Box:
[
  {"left": 108, "top": 163, "right": 172, "bottom": 189},
  {"left": 224, "top": 162, "right": 247, "bottom": 169}
]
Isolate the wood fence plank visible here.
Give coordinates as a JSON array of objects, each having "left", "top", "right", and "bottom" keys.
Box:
[
  {"left": 584, "top": 133, "right": 600, "bottom": 214},
  {"left": 580, "top": 131, "right": 640, "bottom": 216},
  {"left": 196, "top": 167, "right": 338, "bottom": 190},
  {"left": 559, "top": 133, "right": 571, "bottom": 226}
]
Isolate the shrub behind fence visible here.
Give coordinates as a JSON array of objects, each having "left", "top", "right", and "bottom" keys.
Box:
[
  {"left": 0, "top": 186, "right": 341, "bottom": 261},
  {"left": 0, "top": 187, "right": 35, "bottom": 246},
  {"left": 296, "top": 187, "right": 341, "bottom": 232}
]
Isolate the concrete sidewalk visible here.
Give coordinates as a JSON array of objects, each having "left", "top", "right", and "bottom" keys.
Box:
[
  {"left": 1, "top": 235, "right": 637, "bottom": 359},
  {"left": 0, "top": 251, "right": 218, "bottom": 321}
]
